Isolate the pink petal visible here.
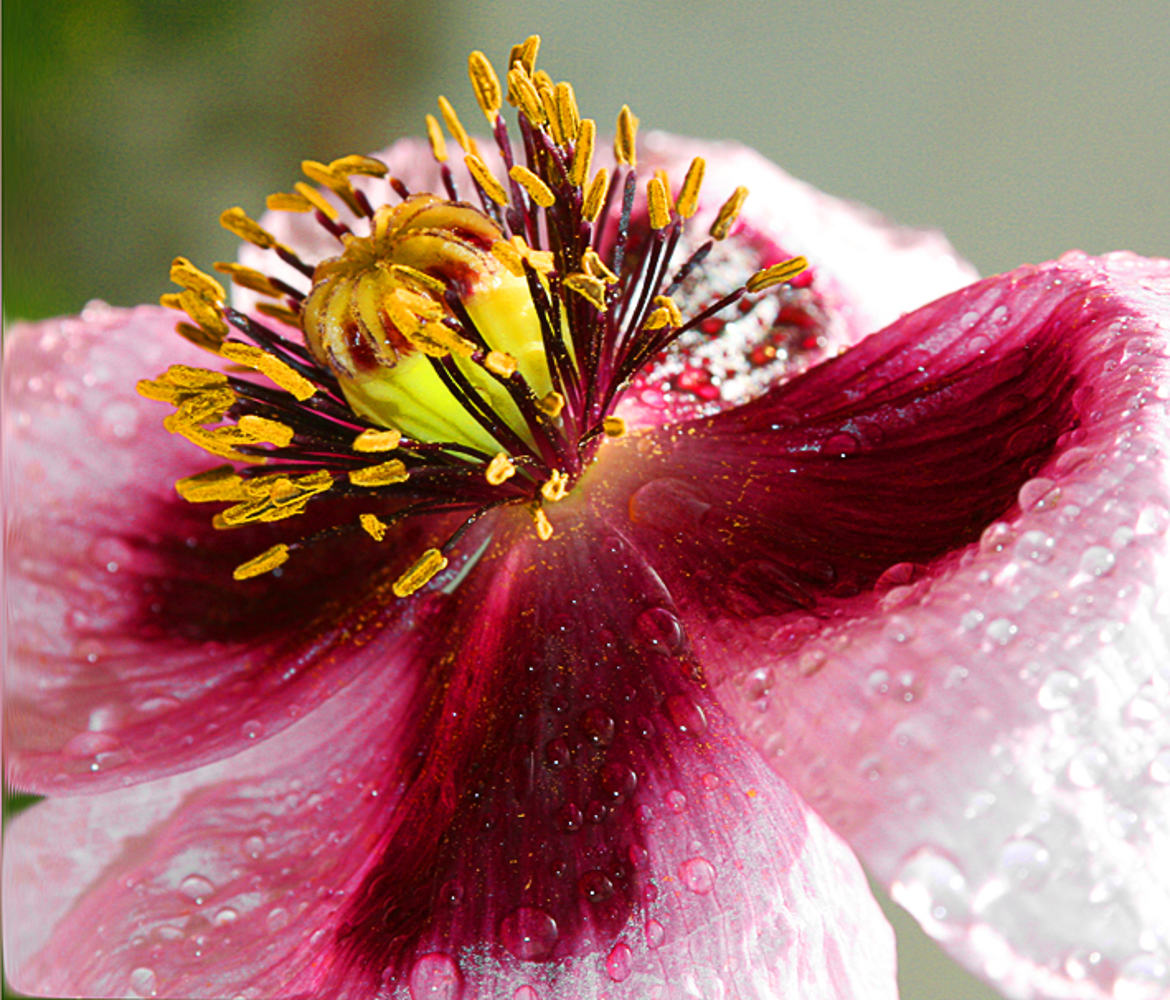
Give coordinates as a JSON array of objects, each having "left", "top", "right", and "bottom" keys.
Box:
[
  {"left": 7, "top": 511, "right": 898, "bottom": 999},
  {"left": 618, "top": 252, "right": 1170, "bottom": 997},
  {"left": 3, "top": 304, "right": 429, "bottom": 792}
]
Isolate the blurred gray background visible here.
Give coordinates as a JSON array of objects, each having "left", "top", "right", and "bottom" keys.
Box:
[{"left": 5, "top": 1, "right": 1168, "bottom": 997}]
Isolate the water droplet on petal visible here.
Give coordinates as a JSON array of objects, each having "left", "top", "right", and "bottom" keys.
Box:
[
  {"left": 408, "top": 952, "right": 462, "bottom": 1000},
  {"left": 606, "top": 941, "right": 633, "bottom": 982},
  {"left": 1015, "top": 529, "right": 1055, "bottom": 563},
  {"left": 178, "top": 875, "right": 215, "bottom": 904},
  {"left": 266, "top": 906, "right": 290, "bottom": 932},
  {"left": 99, "top": 400, "right": 140, "bottom": 442},
  {"left": 579, "top": 869, "right": 615, "bottom": 903},
  {"left": 1076, "top": 545, "right": 1116, "bottom": 580},
  {"left": 636, "top": 605, "right": 685, "bottom": 652},
  {"left": 128, "top": 967, "right": 158, "bottom": 997},
  {"left": 980, "top": 522, "right": 1015, "bottom": 554},
  {"left": 678, "top": 856, "right": 716, "bottom": 894},
  {"left": 663, "top": 694, "right": 707, "bottom": 737},
  {"left": 645, "top": 918, "right": 666, "bottom": 948},
  {"left": 1067, "top": 743, "right": 1110, "bottom": 789},
  {"left": 985, "top": 618, "right": 1019, "bottom": 646},
  {"left": 891, "top": 848, "right": 971, "bottom": 942},
  {"left": 213, "top": 907, "right": 238, "bottom": 927},
  {"left": 1037, "top": 670, "right": 1081, "bottom": 711},
  {"left": 997, "top": 837, "right": 1051, "bottom": 889},
  {"left": 543, "top": 738, "right": 570, "bottom": 768},
  {"left": 598, "top": 762, "right": 638, "bottom": 803},
  {"left": 241, "top": 719, "right": 264, "bottom": 740},
  {"left": 513, "top": 987, "right": 540, "bottom": 1000},
  {"left": 499, "top": 907, "right": 559, "bottom": 960},
  {"left": 1113, "top": 954, "right": 1170, "bottom": 1000},
  {"left": 579, "top": 707, "right": 615, "bottom": 746},
  {"left": 242, "top": 835, "right": 266, "bottom": 859}
]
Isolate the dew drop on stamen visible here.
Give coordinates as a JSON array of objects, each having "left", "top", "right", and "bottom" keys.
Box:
[
  {"left": 408, "top": 952, "right": 461, "bottom": 1000},
  {"left": 678, "top": 856, "right": 716, "bottom": 894},
  {"left": 499, "top": 906, "right": 559, "bottom": 961},
  {"left": 606, "top": 941, "right": 633, "bottom": 982}
]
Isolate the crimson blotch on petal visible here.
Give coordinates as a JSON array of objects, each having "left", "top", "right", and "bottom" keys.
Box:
[{"left": 5, "top": 33, "right": 1170, "bottom": 1000}]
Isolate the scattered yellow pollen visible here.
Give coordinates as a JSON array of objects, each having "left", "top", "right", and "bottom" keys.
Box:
[
  {"left": 582, "top": 168, "right": 609, "bottom": 223},
  {"left": 392, "top": 547, "right": 448, "bottom": 598},
  {"left": 485, "top": 351, "right": 518, "bottom": 378},
  {"left": 602, "top": 415, "right": 627, "bottom": 438},
  {"left": 437, "top": 95, "right": 471, "bottom": 152},
  {"left": 174, "top": 465, "right": 248, "bottom": 502},
  {"left": 647, "top": 176, "right": 671, "bottom": 230},
  {"left": 465, "top": 153, "right": 509, "bottom": 206},
  {"left": 509, "top": 164, "right": 556, "bottom": 207},
  {"left": 255, "top": 301, "right": 302, "bottom": 329},
  {"left": 348, "top": 459, "right": 409, "bottom": 487},
  {"left": 220, "top": 207, "right": 281, "bottom": 250},
  {"left": 563, "top": 273, "right": 608, "bottom": 311},
  {"left": 676, "top": 157, "right": 706, "bottom": 218},
  {"left": 468, "top": 50, "right": 502, "bottom": 122},
  {"left": 359, "top": 513, "right": 388, "bottom": 541},
  {"left": 710, "top": 186, "right": 749, "bottom": 240},
  {"left": 214, "top": 262, "right": 281, "bottom": 297},
  {"left": 353, "top": 427, "right": 403, "bottom": 452},
  {"left": 220, "top": 342, "right": 317, "bottom": 401},
  {"left": 615, "top": 105, "right": 639, "bottom": 166},
  {"left": 509, "top": 34, "right": 540, "bottom": 75},
  {"left": 506, "top": 67, "right": 545, "bottom": 124},
  {"left": 582, "top": 248, "right": 618, "bottom": 284},
  {"left": 170, "top": 257, "right": 226, "bottom": 302},
  {"left": 532, "top": 506, "right": 554, "bottom": 541},
  {"left": 485, "top": 452, "right": 517, "bottom": 485},
  {"left": 329, "top": 154, "right": 389, "bottom": 178},
  {"left": 541, "top": 470, "right": 570, "bottom": 502},
  {"left": 266, "top": 190, "right": 314, "bottom": 213},
  {"left": 293, "top": 180, "right": 341, "bottom": 221},
  {"left": 570, "top": 118, "right": 595, "bottom": 187},
  {"left": 554, "top": 81, "right": 580, "bottom": 145},
  {"left": 538, "top": 391, "right": 565, "bottom": 418},
  {"left": 237, "top": 414, "right": 295, "bottom": 447},
  {"left": 425, "top": 113, "right": 448, "bottom": 162},
  {"left": 746, "top": 255, "right": 809, "bottom": 293},
  {"left": 233, "top": 543, "right": 290, "bottom": 581}
]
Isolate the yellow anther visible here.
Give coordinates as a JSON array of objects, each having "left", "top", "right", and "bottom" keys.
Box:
[
  {"left": 615, "top": 105, "right": 638, "bottom": 166},
  {"left": 582, "top": 168, "right": 609, "bottom": 223},
  {"left": 746, "top": 255, "right": 809, "bottom": 293},
  {"left": 214, "top": 262, "right": 282, "bottom": 297},
  {"left": 582, "top": 248, "right": 618, "bottom": 284},
  {"left": 485, "top": 452, "right": 516, "bottom": 485},
  {"left": 220, "top": 342, "right": 317, "bottom": 401},
  {"left": 266, "top": 191, "right": 314, "bottom": 213},
  {"left": 233, "top": 543, "right": 290, "bottom": 581},
  {"left": 170, "top": 257, "right": 226, "bottom": 302},
  {"left": 554, "top": 82, "right": 580, "bottom": 146},
  {"left": 237, "top": 414, "right": 295, "bottom": 447},
  {"left": 293, "top": 180, "right": 341, "bottom": 221},
  {"left": 491, "top": 239, "right": 525, "bottom": 276},
  {"left": 329, "top": 154, "right": 389, "bottom": 178},
  {"left": 602, "top": 415, "right": 627, "bottom": 438},
  {"left": 164, "top": 386, "right": 236, "bottom": 429},
  {"left": 468, "top": 50, "right": 502, "bottom": 122},
  {"left": 507, "top": 67, "right": 545, "bottom": 123},
  {"left": 464, "top": 154, "right": 509, "bottom": 206},
  {"left": 710, "top": 185, "right": 749, "bottom": 240},
  {"left": 301, "top": 160, "right": 363, "bottom": 216},
  {"left": 171, "top": 425, "right": 258, "bottom": 464},
  {"left": 138, "top": 365, "right": 228, "bottom": 401},
  {"left": 175, "top": 321, "right": 225, "bottom": 352},
  {"left": 539, "top": 86, "right": 564, "bottom": 144},
  {"left": 425, "top": 113, "right": 448, "bottom": 163},
  {"left": 174, "top": 465, "right": 248, "bottom": 502},
  {"left": 389, "top": 263, "right": 448, "bottom": 296},
  {"left": 541, "top": 470, "right": 570, "bottom": 502},
  {"left": 676, "top": 157, "right": 706, "bottom": 219},
  {"left": 643, "top": 307, "right": 671, "bottom": 331},
  {"left": 653, "top": 294, "right": 683, "bottom": 327},
  {"left": 392, "top": 547, "right": 449, "bottom": 598},
  {"left": 220, "top": 207, "right": 279, "bottom": 250},
  {"left": 647, "top": 176, "right": 672, "bottom": 230},
  {"left": 509, "top": 34, "right": 540, "bottom": 74},
  {"left": 533, "top": 69, "right": 554, "bottom": 95},
  {"left": 437, "top": 95, "right": 471, "bottom": 152},
  {"left": 255, "top": 301, "right": 302, "bottom": 329},
  {"left": 162, "top": 288, "right": 229, "bottom": 338},
  {"left": 563, "top": 273, "right": 608, "bottom": 311},
  {"left": 538, "top": 391, "right": 565, "bottom": 418},
  {"left": 359, "top": 513, "right": 388, "bottom": 542},
  {"left": 485, "top": 351, "right": 518, "bottom": 378},
  {"left": 353, "top": 427, "right": 403, "bottom": 452},
  {"left": 509, "top": 164, "right": 556, "bottom": 207},
  {"left": 348, "top": 459, "right": 409, "bottom": 487},
  {"left": 409, "top": 321, "right": 476, "bottom": 359},
  {"left": 532, "top": 507, "right": 554, "bottom": 541},
  {"left": 569, "top": 118, "right": 595, "bottom": 187}
]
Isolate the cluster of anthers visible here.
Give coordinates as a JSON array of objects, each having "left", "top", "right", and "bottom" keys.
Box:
[{"left": 140, "top": 35, "right": 807, "bottom": 597}]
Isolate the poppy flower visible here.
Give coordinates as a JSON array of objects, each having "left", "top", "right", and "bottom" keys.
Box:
[{"left": 5, "top": 36, "right": 1169, "bottom": 1000}]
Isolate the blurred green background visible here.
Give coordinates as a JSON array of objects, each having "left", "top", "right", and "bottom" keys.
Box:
[{"left": 4, "top": 1, "right": 1169, "bottom": 997}]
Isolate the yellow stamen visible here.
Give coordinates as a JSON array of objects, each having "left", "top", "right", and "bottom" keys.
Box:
[
  {"left": 570, "top": 118, "right": 595, "bottom": 187},
  {"left": 582, "top": 168, "right": 609, "bottom": 223},
  {"left": 541, "top": 470, "right": 569, "bottom": 502},
  {"left": 615, "top": 105, "right": 638, "bottom": 166},
  {"left": 214, "top": 262, "right": 282, "bottom": 297},
  {"left": 710, "top": 186, "right": 749, "bottom": 240},
  {"left": 219, "top": 342, "right": 317, "bottom": 401},
  {"left": 485, "top": 351, "right": 517, "bottom": 378},
  {"left": 392, "top": 547, "right": 448, "bottom": 598},
  {"left": 220, "top": 207, "right": 281, "bottom": 250},
  {"left": 676, "top": 157, "right": 706, "bottom": 219},
  {"left": 464, "top": 153, "right": 509, "bottom": 206},
  {"left": 161, "top": 288, "right": 229, "bottom": 339},
  {"left": 532, "top": 507, "right": 554, "bottom": 541},
  {"left": 647, "top": 176, "right": 671, "bottom": 230},
  {"left": 437, "top": 95, "right": 471, "bottom": 152},
  {"left": 654, "top": 294, "right": 683, "bottom": 327},
  {"left": 425, "top": 113, "right": 448, "bottom": 163},
  {"left": 540, "top": 86, "right": 564, "bottom": 144},
  {"left": 175, "top": 321, "right": 225, "bottom": 352},
  {"left": 233, "top": 543, "right": 290, "bottom": 581},
  {"left": 266, "top": 191, "right": 313, "bottom": 213},
  {"left": 538, "top": 391, "right": 565, "bottom": 418},
  {"left": 563, "top": 273, "right": 608, "bottom": 311},
  {"left": 353, "top": 427, "right": 403, "bottom": 452},
  {"left": 554, "top": 81, "right": 580, "bottom": 146},
  {"left": 170, "top": 257, "right": 226, "bottom": 302},
  {"left": 582, "top": 247, "right": 618, "bottom": 284},
  {"left": 602, "top": 415, "right": 627, "bottom": 438},
  {"left": 746, "top": 255, "right": 809, "bottom": 293},
  {"left": 509, "top": 34, "right": 540, "bottom": 75},
  {"left": 359, "top": 513, "right": 388, "bottom": 541},
  {"left": 506, "top": 66, "right": 546, "bottom": 124},
  {"left": 329, "top": 154, "right": 389, "bottom": 178},
  {"left": 348, "top": 459, "right": 409, "bottom": 487},
  {"left": 468, "top": 50, "right": 502, "bottom": 123},
  {"left": 301, "top": 160, "right": 363, "bottom": 216},
  {"left": 509, "top": 164, "right": 556, "bottom": 208},
  {"left": 293, "top": 180, "right": 340, "bottom": 221},
  {"left": 237, "top": 414, "right": 295, "bottom": 447},
  {"left": 174, "top": 465, "right": 248, "bottom": 502},
  {"left": 255, "top": 301, "right": 302, "bottom": 329},
  {"left": 485, "top": 452, "right": 516, "bottom": 485}
]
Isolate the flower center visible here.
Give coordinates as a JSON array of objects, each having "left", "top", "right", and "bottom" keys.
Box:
[{"left": 139, "top": 35, "right": 808, "bottom": 595}]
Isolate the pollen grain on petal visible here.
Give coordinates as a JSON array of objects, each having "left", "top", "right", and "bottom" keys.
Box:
[
  {"left": 359, "top": 513, "right": 389, "bottom": 541},
  {"left": 541, "top": 470, "right": 570, "bottom": 502},
  {"left": 486, "top": 452, "right": 517, "bottom": 485},
  {"left": 532, "top": 506, "right": 554, "bottom": 540}
]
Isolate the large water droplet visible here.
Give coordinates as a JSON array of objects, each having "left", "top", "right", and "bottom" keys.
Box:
[
  {"left": 663, "top": 694, "right": 707, "bottom": 737},
  {"left": 1015, "top": 529, "right": 1055, "bottom": 563},
  {"left": 1076, "top": 545, "right": 1116, "bottom": 581},
  {"left": 645, "top": 918, "right": 666, "bottom": 948},
  {"left": 178, "top": 875, "right": 215, "bottom": 904},
  {"left": 1037, "top": 670, "right": 1081, "bottom": 711},
  {"left": 628, "top": 477, "right": 710, "bottom": 530},
  {"left": 579, "top": 707, "right": 615, "bottom": 746},
  {"left": 579, "top": 869, "right": 615, "bottom": 903},
  {"left": 513, "top": 987, "right": 540, "bottom": 1000},
  {"left": 598, "top": 762, "right": 638, "bottom": 803},
  {"left": 499, "top": 907, "right": 559, "bottom": 961},
  {"left": 678, "top": 857, "right": 716, "bottom": 894},
  {"left": 128, "top": 966, "right": 158, "bottom": 997},
  {"left": 606, "top": 941, "right": 633, "bottom": 982},
  {"left": 408, "top": 952, "right": 461, "bottom": 1000},
  {"left": 891, "top": 848, "right": 970, "bottom": 941},
  {"left": 636, "top": 606, "right": 685, "bottom": 653}
]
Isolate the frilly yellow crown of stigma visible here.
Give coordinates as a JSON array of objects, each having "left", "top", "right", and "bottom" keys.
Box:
[{"left": 140, "top": 35, "right": 807, "bottom": 596}]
